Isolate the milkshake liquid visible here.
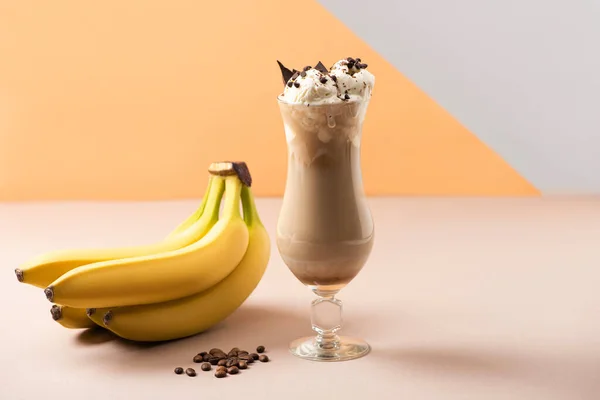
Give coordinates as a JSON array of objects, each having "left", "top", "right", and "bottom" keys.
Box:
[{"left": 276, "top": 100, "right": 374, "bottom": 294}]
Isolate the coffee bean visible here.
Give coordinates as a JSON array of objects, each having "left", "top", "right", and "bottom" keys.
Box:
[
  {"left": 238, "top": 360, "right": 248, "bottom": 370},
  {"left": 250, "top": 353, "right": 259, "bottom": 360},
  {"left": 226, "top": 357, "right": 239, "bottom": 368},
  {"left": 215, "top": 370, "right": 227, "bottom": 378},
  {"left": 209, "top": 357, "right": 220, "bottom": 365},
  {"left": 201, "top": 362, "right": 211, "bottom": 372},
  {"left": 209, "top": 348, "right": 223, "bottom": 355},
  {"left": 238, "top": 350, "right": 249, "bottom": 356},
  {"left": 203, "top": 353, "right": 211, "bottom": 362},
  {"left": 193, "top": 354, "right": 203, "bottom": 363},
  {"left": 227, "top": 350, "right": 238, "bottom": 357},
  {"left": 227, "top": 366, "right": 239, "bottom": 375},
  {"left": 259, "top": 355, "right": 269, "bottom": 362},
  {"left": 246, "top": 357, "right": 254, "bottom": 364},
  {"left": 185, "top": 368, "right": 196, "bottom": 377},
  {"left": 174, "top": 367, "right": 184, "bottom": 375},
  {"left": 198, "top": 351, "right": 207, "bottom": 357},
  {"left": 216, "top": 365, "right": 227, "bottom": 373},
  {"left": 217, "top": 359, "right": 227, "bottom": 367},
  {"left": 230, "top": 347, "right": 240, "bottom": 352},
  {"left": 256, "top": 346, "right": 265, "bottom": 353},
  {"left": 238, "top": 354, "right": 251, "bottom": 361}
]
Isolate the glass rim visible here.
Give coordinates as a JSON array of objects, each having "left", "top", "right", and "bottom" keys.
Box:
[{"left": 276, "top": 95, "right": 363, "bottom": 107}]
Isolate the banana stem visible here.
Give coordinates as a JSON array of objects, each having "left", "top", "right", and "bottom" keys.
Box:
[
  {"left": 241, "top": 185, "right": 261, "bottom": 227},
  {"left": 223, "top": 177, "right": 243, "bottom": 218}
]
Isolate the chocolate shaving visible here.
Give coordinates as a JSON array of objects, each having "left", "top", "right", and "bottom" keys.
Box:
[
  {"left": 329, "top": 75, "right": 337, "bottom": 82},
  {"left": 277, "top": 60, "right": 294, "bottom": 86},
  {"left": 320, "top": 77, "right": 327, "bottom": 84},
  {"left": 359, "top": 63, "right": 368, "bottom": 69},
  {"left": 346, "top": 57, "right": 355, "bottom": 62},
  {"left": 315, "top": 61, "right": 328, "bottom": 74},
  {"left": 344, "top": 94, "right": 350, "bottom": 100},
  {"left": 290, "top": 71, "right": 299, "bottom": 81},
  {"left": 347, "top": 61, "right": 355, "bottom": 69},
  {"left": 303, "top": 65, "right": 312, "bottom": 71},
  {"left": 300, "top": 71, "right": 307, "bottom": 78}
]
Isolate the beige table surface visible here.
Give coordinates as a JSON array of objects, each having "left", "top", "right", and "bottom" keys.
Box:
[{"left": 1, "top": 197, "right": 599, "bottom": 400}]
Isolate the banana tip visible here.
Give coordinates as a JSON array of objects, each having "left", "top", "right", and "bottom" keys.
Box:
[
  {"left": 15, "top": 269, "right": 24, "bottom": 282},
  {"left": 44, "top": 286, "right": 54, "bottom": 302},
  {"left": 103, "top": 311, "right": 113, "bottom": 326},
  {"left": 50, "top": 305, "right": 62, "bottom": 321},
  {"left": 86, "top": 308, "right": 96, "bottom": 317}
]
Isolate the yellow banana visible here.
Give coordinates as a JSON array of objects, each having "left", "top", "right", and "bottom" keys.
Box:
[
  {"left": 45, "top": 175, "right": 249, "bottom": 308},
  {"left": 165, "top": 176, "right": 214, "bottom": 238},
  {"left": 88, "top": 184, "right": 270, "bottom": 341},
  {"left": 50, "top": 304, "right": 97, "bottom": 329},
  {"left": 15, "top": 176, "right": 216, "bottom": 288}
]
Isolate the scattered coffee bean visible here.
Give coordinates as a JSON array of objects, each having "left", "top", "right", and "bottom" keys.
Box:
[
  {"left": 174, "top": 367, "right": 184, "bottom": 375},
  {"left": 259, "top": 355, "right": 269, "bottom": 363},
  {"left": 201, "top": 363, "right": 212, "bottom": 372},
  {"left": 238, "top": 360, "right": 248, "bottom": 370},
  {"left": 250, "top": 353, "right": 259, "bottom": 360},
  {"left": 209, "top": 357, "right": 220, "bottom": 365},
  {"left": 246, "top": 357, "right": 254, "bottom": 364},
  {"left": 256, "top": 346, "right": 265, "bottom": 353},
  {"left": 238, "top": 350, "right": 249, "bottom": 356},
  {"left": 203, "top": 353, "right": 211, "bottom": 362},
  {"left": 227, "top": 366, "right": 239, "bottom": 375},
  {"left": 185, "top": 368, "right": 196, "bottom": 377},
  {"left": 193, "top": 354, "right": 203, "bottom": 363},
  {"left": 215, "top": 370, "right": 227, "bottom": 378},
  {"left": 226, "top": 357, "right": 239, "bottom": 368},
  {"left": 198, "top": 351, "right": 207, "bottom": 357},
  {"left": 227, "top": 350, "right": 238, "bottom": 357},
  {"left": 216, "top": 365, "right": 227, "bottom": 372},
  {"left": 209, "top": 348, "right": 222, "bottom": 355},
  {"left": 217, "top": 359, "right": 228, "bottom": 367},
  {"left": 238, "top": 354, "right": 250, "bottom": 361}
]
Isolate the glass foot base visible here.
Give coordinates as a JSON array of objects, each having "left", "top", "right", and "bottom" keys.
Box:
[{"left": 289, "top": 336, "right": 371, "bottom": 362}]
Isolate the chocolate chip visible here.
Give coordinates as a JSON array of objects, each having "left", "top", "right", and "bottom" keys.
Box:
[
  {"left": 300, "top": 71, "right": 307, "bottom": 78},
  {"left": 320, "top": 77, "right": 328, "bottom": 84},
  {"left": 201, "top": 362, "right": 212, "bottom": 371},
  {"left": 185, "top": 368, "right": 196, "bottom": 377},
  {"left": 174, "top": 367, "right": 184, "bottom": 375},
  {"left": 315, "top": 61, "right": 328, "bottom": 74},
  {"left": 293, "top": 82, "right": 300, "bottom": 88},
  {"left": 287, "top": 81, "right": 293, "bottom": 87},
  {"left": 330, "top": 75, "right": 337, "bottom": 82},
  {"left": 303, "top": 65, "right": 312, "bottom": 71},
  {"left": 344, "top": 94, "right": 350, "bottom": 100}
]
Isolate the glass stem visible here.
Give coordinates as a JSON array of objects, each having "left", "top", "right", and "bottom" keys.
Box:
[{"left": 311, "top": 294, "right": 343, "bottom": 351}]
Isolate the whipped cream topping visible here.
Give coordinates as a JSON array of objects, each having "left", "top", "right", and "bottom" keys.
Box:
[{"left": 278, "top": 57, "right": 374, "bottom": 106}]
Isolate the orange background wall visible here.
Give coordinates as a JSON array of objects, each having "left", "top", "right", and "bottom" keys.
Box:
[{"left": 0, "top": 1, "right": 539, "bottom": 201}]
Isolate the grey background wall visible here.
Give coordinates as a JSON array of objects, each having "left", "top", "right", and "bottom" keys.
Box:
[{"left": 318, "top": 0, "right": 600, "bottom": 195}]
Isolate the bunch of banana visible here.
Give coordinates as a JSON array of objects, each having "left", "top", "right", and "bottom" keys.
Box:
[{"left": 15, "top": 162, "right": 271, "bottom": 341}]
